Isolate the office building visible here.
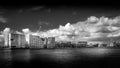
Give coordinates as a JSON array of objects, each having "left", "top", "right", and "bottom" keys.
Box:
[
  {"left": 10, "top": 33, "right": 27, "bottom": 48},
  {"left": 0, "top": 36, "right": 5, "bottom": 47},
  {"left": 46, "top": 37, "right": 55, "bottom": 48},
  {"left": 29, "top": 35, "right": 45, "bottom": 48}
]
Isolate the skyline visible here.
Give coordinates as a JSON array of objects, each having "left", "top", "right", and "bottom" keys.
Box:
[{"left": 1, "top": 16, "right": 120, "bottom": 43}]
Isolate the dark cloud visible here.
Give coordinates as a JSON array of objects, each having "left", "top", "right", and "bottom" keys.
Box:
[{"left": 18, "top": 6, "right": 44, "bottom": 13}]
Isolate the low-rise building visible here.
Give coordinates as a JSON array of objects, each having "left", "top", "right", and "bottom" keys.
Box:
[{"left": 77, "top": 41, "right": 87, "bottom": 47}]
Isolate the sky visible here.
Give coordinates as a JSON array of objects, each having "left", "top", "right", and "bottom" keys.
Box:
[
  {"left": 0, "top": 2, "right": 120, "bottom": 31},
  {"left": 1, "top": 1, "right": 120, "bottom": 42}
]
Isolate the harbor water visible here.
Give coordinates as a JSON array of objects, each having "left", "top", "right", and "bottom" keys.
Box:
[{"left": 0, "top": 48, "right": 120, "bottom": 68}]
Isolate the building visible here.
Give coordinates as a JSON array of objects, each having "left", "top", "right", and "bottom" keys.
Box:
[
  {"left": 4, "top": 33, "right": 11, "bottom": 47},
  {"left": 10, "top": 33, "right": 27, "bottom": 48},
  {"left": 46, "top": 37, "right": 55, "bottom": 48},
  {"left": 0, "top": 36, "right": 5, "bottom": 47},
  {"left": 77, "top": 41, "right": 87, "bottom": 47},
  {"left": 2, "top": 31, "right": 56, "bottom": 49},
  {"left": 29, "top": 35, "right": 45, "bottom": 48},
  {"left": 19, "top": 34, "right": 28, "bottom": 48},
  {"left": 113, "top": 41, "right": 120, "bottom": 47}
]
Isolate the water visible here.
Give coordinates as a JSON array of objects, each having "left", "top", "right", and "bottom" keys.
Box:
[{"left": 0, "top": 48, "right": 120, "bottom": 68}]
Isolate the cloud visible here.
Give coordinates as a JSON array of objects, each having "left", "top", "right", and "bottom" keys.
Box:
[
  {"left": 35, "top": 16, "right": 120, "bottom": 42},
  {"left": 0, "top": 12, "right": 5, "bottom": 14},
  {"left": 38, "top": 21, "right": 53, "bottom": 29},
  {"left": 0, "top": 16, "right": 7, "bottom": 23},
  {"left": 2, "top": 15, "right": 120, "bottom": 42},
  {"left": 38, "top": 21, "right": 50, "bottom": 25},
  {"left": 18, "top": 6, "right": 44, "bottom": 13},
  {"left": 2, "top": 28, "right": 10, "bottom": 36},
  {"left": 30, "top": 6, "right": 44, "bottom": 11},
  {"left": 22, "top": 28, "right": 30, "bottom": 33}
]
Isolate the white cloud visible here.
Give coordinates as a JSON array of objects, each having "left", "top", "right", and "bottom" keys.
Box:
[
  {"left": 36, "top": 16, "right": 120, "bottom": 42},
  {"left": 87, "top": 16, "right": 99, "bottom": 23},
  {"left": 2, "top": 16, "right": 120, "bottom": 42},
  {"left": 22, "top": 28, "right": 30, "bottom": 33}
]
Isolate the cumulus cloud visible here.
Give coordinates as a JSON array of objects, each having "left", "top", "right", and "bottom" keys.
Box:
[
  {"left": 36, "top": 16, "right": 120, "bottom": 42},
  {"left": 2, "top": 16, "right": 120, "bottom": 42},
  {"left": 22, "top": 28, "right": 30, "bottom": 33}
]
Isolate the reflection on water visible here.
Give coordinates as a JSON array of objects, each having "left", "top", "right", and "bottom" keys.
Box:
[
  {"left": 38, "top": 49, "right": 75, "bottom": 63},
  {"left": 0, "top": 48, "right": 120, "bottom": 68},
  {"left": 80, "top": 48, "right": 111, "bottom": 57},
  {"left": 34, "top": 48, "right": 111, "bottom": 63},
  {"left": 12, "top": 50, "right": 31, "bottom": 62}
]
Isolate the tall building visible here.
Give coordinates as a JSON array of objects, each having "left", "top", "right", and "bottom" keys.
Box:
[
  {"left": 18, "top": 34, "right": 28, "bottom": 47},
  {"left": 0, "top": 36, "right": 5, "bottom": 47},
  {"left": 3, "top": 33, "right": 11, "bottom": 47},
  {"left": 10, "top": 33, "right": 27, "bottom": 48},
  {"left": 29, "top": 35, "right": 45, "bottom": 48},
  {"left": 2, "top": 32, "right": 56, "bottom": 49}
]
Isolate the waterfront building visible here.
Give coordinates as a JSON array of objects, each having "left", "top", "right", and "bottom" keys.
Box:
[
  {"left": 0, "top": 36, "right": 5, "bottom": 47},
  {"left": 4, "top": 33, "right": 11, "bottom": 47},
  {"left": 46, "top": 37, "right": 55, "bottom": 48},
  {"left": 87, "top": 43, "right": 94, "bottom": 47},
  {"left": 109, "top": 42, "right": 114, "bottom": 47},
  {"left": 29, "top": 35, "right": 45, "bottom": 48},
  {"left": 77, "top": 41, "right": 87, "bottom": 47},
  {"left": 10, "top": 33, "right": 27, "bottom": 48}
]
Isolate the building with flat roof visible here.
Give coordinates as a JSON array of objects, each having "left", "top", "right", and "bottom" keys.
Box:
[
  {"left": 10, "top": 33, "right": 27, "bottom": 48},
  {"left": 2, "top": 31, "right": 56, "bottom": 49},
  {"left": 29, "top": 35, "right": 45, "bottom": 48},
  {"left": 77, "top": 41, "right": 87, "bottom": 47},
  {"left": 46, "top": 37, "right": 55, "bottom": 48}
]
